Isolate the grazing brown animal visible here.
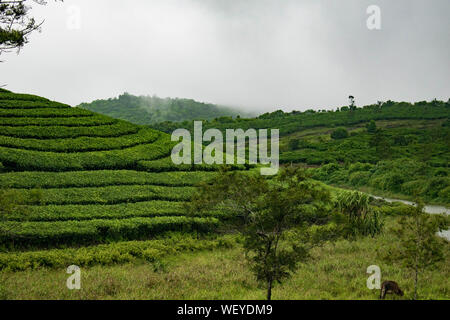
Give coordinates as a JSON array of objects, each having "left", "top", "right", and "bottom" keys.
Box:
[{"left": 380, "top": 281, "right": 404, "bottom": 299}]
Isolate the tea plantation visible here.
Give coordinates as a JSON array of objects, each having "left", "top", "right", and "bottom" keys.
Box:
[{"left": 0, "top": 89, "right": 229, "bottom": 271}]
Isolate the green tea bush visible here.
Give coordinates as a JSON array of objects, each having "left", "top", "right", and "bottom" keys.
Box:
[
  {"left": 137, "top": 157, "right": 245, "bottom": 172},
  {"left": 0, "top": 100, "right": 70, "bottom": 109},
  {"left": 0, "top": 121, "right": 138, "bottom": 139},
  {"left": 0, "top": 93, "right": 49, "bottom": 102},
  {"left": 0, "top": 135, "right": 174, "bottom": 171},
  {"left": 0, "top": 216, "right": 220, "bottom": 248},
  {"left": 12, "top": 185, "right": 195, "bottom": 205},
  {"left": 0, "top": 129, "right": 159, "bottom": 152},
  {"left": 8, "top": 201, "right": 224, "bottom": 222},
  {"left": 0, "top": 115, "right": 116, "bottom": 127},
  {"left": 0, "top": 234, "right": 235, "bottom": 271},
  {"left": 0, "top": 170, "right": 217, "bottom": 189},
  {"left": 0, "top": 107, "right": 92, "bottom": 118}
]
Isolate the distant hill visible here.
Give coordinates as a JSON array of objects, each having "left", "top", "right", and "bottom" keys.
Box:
[
  {"left": 152, "top": 99, "right": 450, "bottom": 136},
  {"left": 151, "top": 99, "right": 450, "bottom": 205},
  {"left": 78, "top": 93, "right": 251, "bottom": 125}
]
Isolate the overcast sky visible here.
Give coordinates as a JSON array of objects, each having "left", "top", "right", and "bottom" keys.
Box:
[{"left": 1, "top": 0, "right": 449, "bottom": 113}]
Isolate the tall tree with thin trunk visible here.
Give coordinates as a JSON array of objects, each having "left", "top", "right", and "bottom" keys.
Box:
[
  {"left": 187, "top": 167, "right": 334, "bottom": 300},
  {"left": 385, "top": 202, "right": 448, "bottom": 300}
]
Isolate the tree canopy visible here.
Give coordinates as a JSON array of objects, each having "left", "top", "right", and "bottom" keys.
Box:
[{"left": 0, "top": 0, "right": 59, "bottom": 58}]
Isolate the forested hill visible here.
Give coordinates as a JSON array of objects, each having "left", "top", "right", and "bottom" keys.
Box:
[
  {"left": 150, "top": 99, "right": 450, "bottom": 205},
  {"left": 151, "top": 99, "right": 450, "bottom": 135},
  {"left": 78, "top": 93, "right": 250, "bottom": 125}
]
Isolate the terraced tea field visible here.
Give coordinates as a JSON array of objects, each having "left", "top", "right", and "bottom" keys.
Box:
[{"left": 0, "top": 90, "right": 229, "bottom": 271}]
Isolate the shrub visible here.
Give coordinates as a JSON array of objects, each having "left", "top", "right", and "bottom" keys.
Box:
[
  {"left": 331, "top": 128, "right": 349, "bottom": 140},
  {"left": 438, "top": 186, "right": 450, "bottom": 202},
  {"left": 349, "top": 171, "right": 371, "bottom": 186},
  {"left": 337, "top": 191, "right": 383, "bottom": 238},
  {"left": 424, "top": 177, "right": 449, "bottom": 198},
  {"left": 366, "top": 120, "right": 377, "bottom": 133},
  {"left": 287, "top": 138, "right": 299, "bottom": 151},
  {"left": 401, "top": 180, "right": 426, "bottom": 197},
  {"left": 349, "top": 162, "right": 373, "bottom": 173}
]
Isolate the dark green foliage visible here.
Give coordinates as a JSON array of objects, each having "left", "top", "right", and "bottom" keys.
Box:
[
  {"left": 311, "top": 156, "right": 450, "bottom": 204},
  {"left": 79, "top": 92, "right": 248, "bottom": 125},
  {"left": 369, "top": 129, "right": 392, "bottom": 159},
  {"left": 0, "top": 1, "right": 55, "bottom": 55},
  {"left": 296, "top": 121, "right": 450, "bottom": 204},
  {"left": 0, "top": 216, "right": 219, "bottom": 249},
  {"left": 287, "top": 138, "right": 299, "bottom": 151},
  {"left": 0, "top": 170, "right": 218, "bottom": 189},
  {"left": 336, "top": 191, "right": 384, "bottom": 238},
  {"left": 331, "top": 128, "right": 349, "bottom": 140},
  {"left": 366, "top": 120, "right": 377, "bottom": 133}
]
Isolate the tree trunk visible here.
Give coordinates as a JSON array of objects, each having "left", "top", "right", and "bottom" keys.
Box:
[{"left": 267, "top": 279, "right": 272, "bottom": 301}]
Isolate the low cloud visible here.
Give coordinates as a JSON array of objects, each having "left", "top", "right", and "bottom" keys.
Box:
[{"left": 1, "top": 0, "right": 449, "bottom": 113}]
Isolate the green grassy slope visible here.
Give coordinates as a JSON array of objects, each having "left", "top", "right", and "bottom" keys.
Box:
[
  {"left": 0, "top": 90, "right": 229, "bottom": 267},
  {"left": 151, "top": 100, "right": 450, "bottom": 205},
  {"left": 283, "top": 119, "right": 450, "bottom": 205},
  {"left": 1, "top": 218, "right": 448, "bottom": 299}
]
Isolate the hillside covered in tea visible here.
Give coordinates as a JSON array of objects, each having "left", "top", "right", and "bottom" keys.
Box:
[{"left": 0, "top": 89, "right": 239, "bottom": 270}]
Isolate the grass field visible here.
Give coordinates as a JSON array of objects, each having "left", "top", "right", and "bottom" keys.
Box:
[{"left": 1, "top": 217, "right": 448, "bottom": 300}]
